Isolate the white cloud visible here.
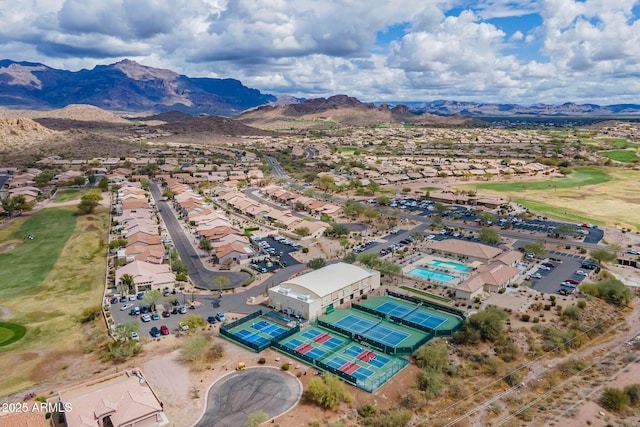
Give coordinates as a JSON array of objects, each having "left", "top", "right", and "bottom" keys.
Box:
[{"left": 1, "top": 0, "right": 640, "bottom": 105}]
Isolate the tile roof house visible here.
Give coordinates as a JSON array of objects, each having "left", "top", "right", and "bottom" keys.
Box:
[
  {"left": 213, "top": 242, "right": 255, "bottom": 264},
  {"left": 55, "top": 369, "right": 168, "bottom": 427},
  {"left": 115, "top": 260, "right": 175, "bottom": 293},
  {"left": 455, "top": 263, "right": 521, "bottom": 299},
  {"left": 429, "top": 239, "right": 503, "bottom": 262}
]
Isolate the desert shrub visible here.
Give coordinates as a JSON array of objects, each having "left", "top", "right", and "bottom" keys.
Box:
[
  {"left": 601, "top": 388, "right": 630, "bottom": 412},
  {"left": 577, "top": 300, "right": 587, "bottom": 309},
  {"left": 624, "top": 384, "right": 640, "bottom": 406},
  {"left": 372, "top": 408, "right": 412, "bottom": 427},
  {"left": 80, "top": 305, "right": 102, "bottom": 323},
  {"left": 521, "top": 314, "right": 530, "bottom": 322},
  {"left": 307, "top": 374, "right": 351, "bottom": 409},
  {"left": 580, "top": 278, "right": 632, "bottom": 306},
  {"left": 415, "top": 341, "right": 449, "bottom": 371},
  {"left": 453, "top": 307, "right": 509, "bottom": 345},
  {"left": 358, "top": 404, "right": 377, "bottom": 417},
  {"left": 417, "top": 367, "right": 444, "bottom": 397},
  {"left": 281, "top": 363, "right": 290, "bottom": 371},
  {"left": 563, "top": 306, "right": 582, "bottom": 321},
  {"left": 258, "top": 357, "right": 266, "bottom": 365}
]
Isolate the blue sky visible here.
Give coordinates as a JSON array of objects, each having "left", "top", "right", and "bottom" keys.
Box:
[{"left": 1, "top": 0, "right": 640, "bottom": 105}]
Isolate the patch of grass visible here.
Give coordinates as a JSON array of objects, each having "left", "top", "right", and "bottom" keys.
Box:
[
  {"left": 469, "top": 168, "right": 613, "bottom": 192},
  {"left": 0, "top": 322, "right": 26, "bottom": 346},
  {"left": 400, "top": 286, "right": 450, "bottom": 302},
  {"left": 599, "top": 138, "right": 638, "bottom": 148},
  {"left": 420, "top": 187, "right": 440, "bottom": 192},
  {"left": 53, "top": 189, "right": 83, "bottom": 202},
  {"left": 0, "top": 208, "right": 77, "bottom": 299},
  {"left": 0, "top": 207, "right": 108, "bottom": 395},
  {"left": 600, "top": 150, "right": 639, "bottom": 163},
  {"left": 513, "top": 200, "right": 602, "bottom": 225}
]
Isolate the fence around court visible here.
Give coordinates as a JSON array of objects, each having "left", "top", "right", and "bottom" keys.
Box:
[
  {"left": 387, "top": 290, "right": 466, "bottom": 319},
  {"left": 219, "top": 310, "right": 301, "bottom": 352}
]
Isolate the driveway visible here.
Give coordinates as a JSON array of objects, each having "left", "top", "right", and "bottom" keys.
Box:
[
  {"left": 193, "top": 368, "right": 302, "bottom": 427},
  {"left": 150, "top": 184, "right": 250, "bottom": 290}
]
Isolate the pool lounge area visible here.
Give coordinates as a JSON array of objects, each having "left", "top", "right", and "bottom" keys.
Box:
[
  {"left": 428, "top": 259, "right": 471, "bottom": 272},
  {"left": 408, "top": 267, "right": 456, "bottom": 283}
]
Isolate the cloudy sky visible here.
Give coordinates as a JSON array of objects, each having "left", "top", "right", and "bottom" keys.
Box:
[{"left": 2, "top": 0, "right": 640, "bottom": 105}]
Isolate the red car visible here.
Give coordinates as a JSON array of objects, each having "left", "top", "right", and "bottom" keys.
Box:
[
  {"left": 160, "top": 325, "right": 170, "bottom": 335},
  {"left": 162, "top": 310, "right": 171, "bottom": 318},
  {"left": 565, "top": 278, "right": 580, "bottom": 285},
  {"left": 542, "top": 262, "right": 555, "bottom": 268}
]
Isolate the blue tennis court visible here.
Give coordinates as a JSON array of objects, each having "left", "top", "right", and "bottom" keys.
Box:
[
  {"left": 374, "top": 301, "right": 446, "bottom": 330},
  {"left": 251, "top": 320, "right": 287, "bottom": 337},
  {"left": 334, "top": 314, "right": 410, "bottom": 347},
  {"left": 233, "top": 328, "right": 270, "bottom": 347}
]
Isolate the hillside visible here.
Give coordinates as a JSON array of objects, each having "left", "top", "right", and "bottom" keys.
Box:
[
  {"left": 0, "top": 59, "right": 275, "bottom": 116},
  {"left": 238, "top": 95, "right": 480, "bottom": 128}
]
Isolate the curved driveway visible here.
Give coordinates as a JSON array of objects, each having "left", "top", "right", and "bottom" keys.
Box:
[
  {"left": 193, "top": 368, "right": 302, "bottom": 427},
  {"left": 150, "top": 184, "right": 250, "bottom": 290}
]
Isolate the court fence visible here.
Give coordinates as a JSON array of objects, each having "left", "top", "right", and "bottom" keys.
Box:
[
  {"left": 357, "top": 357, "right": 409, "bottom": 392},
  {"left": 219, "top": 310, "right": 301, "bottom": 353},
  {"left": 389, "top": 314, "right": 434, "bottom": 334},
  {"left": 351, "top": 303, "right": 386, "bottom": 319},
  {"left": 387, "top": 290, "right": 466, "bottom": 319}
]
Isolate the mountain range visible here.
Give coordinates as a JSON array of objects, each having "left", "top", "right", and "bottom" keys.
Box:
[{"left": 1, "top": 59, "right": 640, "bottom": 118}]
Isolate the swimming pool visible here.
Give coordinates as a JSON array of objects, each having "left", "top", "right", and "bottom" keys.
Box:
[
  {"left": 408, "top": 268, "right": 455, "bottom": 283},
  {"left": 429, "top": 259, "right": 470, "bottom": 272}
]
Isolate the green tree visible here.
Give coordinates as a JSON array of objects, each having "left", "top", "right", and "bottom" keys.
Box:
[
  {"left": 77, "top": 191, "right": 103, "bottom": 214},
  {"left": 246, "top": 410, "right": 269, "bottom": 427},
  {"left": 624, "top": 384, "right": 640, "bottom": 406},
  {"left": 307, "top": 374, "right": 352, "bottom": 409},
  {"left": 181, "top": 313, "right": 207, "bottom": 329},
  {"left": 417, "top": 367, "right": 444, "bottom": 397},
  {"left": 325, "top": 223, "right": 350, "bottom": 237},
  {"left": 477, "top": 211, "right": 497, "bottom": 223},
  {"left": 1, "top": 195, "right": 29, "bottom": 217},
  {"left": 478, "top": 228, "right": 502, "bottom": 245},
  {"left": 294, "top": 226, "right": 310, "bottom": 237},
  {"left": 143, "top": 289, "right": 164, "bottom": 310},
  {"left": 523, "top": 241, "right": 547, "bottom": 258},
  {"left": 72, "top": 175, "right": 86, "bottom": 186},
  {"left": 357, "top": 253, "right": 380, "bottom": 268},
  {"left": 363, "top": 209, "right": 379, "bottom": 223},
  {"left": 34, "top": 170, "right": 54, "bottom": 187},
  {"left": 377, "top": 260, "right": 401, "bottom": 276},
  {"left": 181, "top": 333, "right": 210, "bottom": 368},
  {"left": 307, "top": 258, "right": 326, "bottom": 269},
  {"left": 433, "top": 203, "right": 448, "bottom": 215},
  {"left": 342, "top": 252, "right": 357, "bottom": 264},
  {"left": 415, "top": 341, "right": 449, "bottom": 371},
  {"left": 601, "top": 388, "right": 630, "bottom": 412},
  {"left": 111, "top": 320, "right": 139, "bottom": 340},
  {"left": 579, "top": 277, "right": 632, "bottom": 306},
  {"left": 376, "top": 195, "right": 390, "bottom": 205},
  {"left": 318, "top": 175, "right": 335, "bottom": 192},
  {"left": 214, "top": 276, "right": 230, "bottom": 292},
  {"left": 589, "top": 249, "right": 618, "bottom": 264},
  {"left": 119, "top": 274, "right": 135, "bottom": 295},
  {"left": 199, "top": 238, "right": 212, "bottom": 254},
  {"left": 454, "top": 307, "right": 509, "bottom": 344}
]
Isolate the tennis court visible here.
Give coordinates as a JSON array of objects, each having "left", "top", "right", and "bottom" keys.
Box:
[
  {"left": 334, "top": 314, "right": 410, "bottom": 347},
  {"left": 278, "top": 326, "right": 344, "bottom": 362},
  {"left": 322, "top": 355, "right": 375, "bottom": 381},
  {"left": 357, "top": 296, "right": 464, "bottom": 332},
  {"left": 223, "top": 316, "right": 293, "bottom": 350},
  {"left": 374, "top": 301, "right": 447, "bottom": 330},
  {"left": 319, "top": 308, "right": 426, "bottom": 353}
]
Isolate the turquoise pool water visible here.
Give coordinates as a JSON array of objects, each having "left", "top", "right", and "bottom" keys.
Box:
[
  {"left": 409, "top": 268, "right": 455, "bottom": 283},
  {"left": 429, "top": 259, "right": 470, "bottom": 272}
]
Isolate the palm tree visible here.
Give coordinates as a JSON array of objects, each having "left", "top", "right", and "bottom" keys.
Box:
[{"left": 119, "top": 274, "right": 135, "bottom": 295}]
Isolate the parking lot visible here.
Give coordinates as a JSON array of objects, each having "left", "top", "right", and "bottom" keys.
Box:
[
  {"left": 109, "top": 291, "right": 247, "bottom": 338},
  {"left": 527, "top": 253, "right": 592, "bottom": 295},
  {"left": 250, "top": 236, "right": 301, "bottom": 273}
]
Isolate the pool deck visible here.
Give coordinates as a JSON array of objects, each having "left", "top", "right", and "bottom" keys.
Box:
[{"left": 402, "top": 254, "right": 473, "bottom": 287}]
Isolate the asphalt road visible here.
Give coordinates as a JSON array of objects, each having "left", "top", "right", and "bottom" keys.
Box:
[
  {"left": 193, "top": 368, "right": 302, "bottom": 427},
  {"left": 150, "top": 183, "right": 250, "bottom": 290},
  {"left": 264, "top": 156, "right": 289, "bottom": 179}
]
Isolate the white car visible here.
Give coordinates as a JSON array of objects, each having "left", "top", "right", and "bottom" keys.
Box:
[
  {"left": 529, "top": 273, "right": 542, "bottom": 279},
  {"left": 129, "top": 332, "right": 140, "bottom": 341},
  {"left": 140, "top": 314, "right": 151, "bottom": 322},
  {"left": 121, "top": 303, "right": 134, "bottom": 311},
  {"left": 576, "top": 270, "right": 588, "bottom": 276},
  {"left": 627, "top": 249, "right": 640, "bottom": 255},
  {"left": 426, "top": 234, "right": 435, "bottom": 240},
  {"left": 539, "top": 265, "right": 551, "bottom": 271},
  {"left": 128, "top": 294, "right": 137, "bottom": 301}
]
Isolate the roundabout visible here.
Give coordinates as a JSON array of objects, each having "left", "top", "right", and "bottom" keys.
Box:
[
  {"left": 0, "top": 322, "right": 26, "bottom": 347},
  {"left": 193, "top": 367, "right": 302, "bottom": 427}
]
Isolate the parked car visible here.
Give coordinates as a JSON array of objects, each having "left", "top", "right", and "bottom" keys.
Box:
[
  {"left": 141, "top": 313, "right": 151, "bottom": 322},
  {"left": 576, "top": 270, "right": 588, "bottom": 276},
  {"left": 529, "top": 273, "right": 542, "bottom": 279},
  {"left": 162, "top": 311, "right": 171, "bottom": 318},
  {"left": 121, "top": 303, "right": 134, "bottom": 311},
  {"left": 539, "top": 265, "right": 551, "bottom": 271},
  {"left": 119, "top": 296, "right": 128, "bottom": 303},
  {"left": 626, "top": 249, "right": 640, "bottom": 255},
  {"left": 216, "top": 312, "right": 227, "bottom": 322},
  {"left": 565, "top": 278, "right": 580, "bottom": 285},
  {"left": 179, "top": 306, "right": 187, "bottom": 314},
  {"left": 581, "top": 261, "right": 598, "bottom": 270},
  {"left": 129, "top": 332, "right": 140, "bottom": 341},
  {"left": 390, "top": 230, "right": 399, "bottom": 235},
  {"left": 136, "top": 292, "right": 145, "bottom": 300},
  {"left": 160, "top": 325, "right": 170, "bottom": 335},
  {"left": 426, "top": 234, "right": 435, "bottom": 240},
  {"left": 110, "top": 296, "right": 118, "bottom": 304},
  {"left": 207, "top": 316, "right": 217, "bottom": 324},
  {"left": 542, "top": 262, "right": 555, "bottom": 268},
  {"left": 561, "top": 282, "right": 577, "bottom": 288},
  {"left": 151, "top": 312, "right": 160, "bottom": 321},
  {"left": 128, "top": 295, "right": 137, "bottom": 301},
  {"left": 140, "top": 305, "right": 150, "bottom": 314},
  {"left": 150, "top": 326, "right": 161, "bottom": 338},
  {"left": 129, "top": 306, "right": 141, "bottom": 316}
]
